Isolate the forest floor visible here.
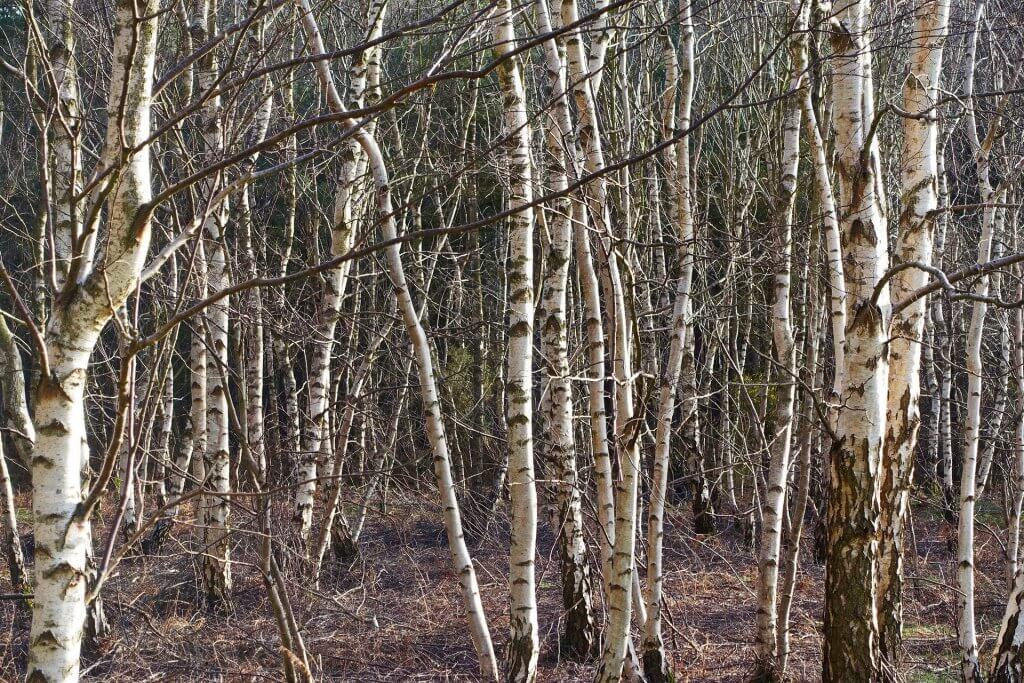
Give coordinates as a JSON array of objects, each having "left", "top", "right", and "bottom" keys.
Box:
[{"left": 0, "top": 488, "right": 996, "bottom": 681}]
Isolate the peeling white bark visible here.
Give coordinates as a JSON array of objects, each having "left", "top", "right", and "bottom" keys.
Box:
[{"left": 823, "top": 1, "right": 889, "bottom": 678}]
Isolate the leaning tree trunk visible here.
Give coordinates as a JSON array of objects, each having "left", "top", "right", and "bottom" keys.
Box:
[
  {"left": 0, "top": 304, "right": 36, "bottom": 471},
  {"left": 801, "top": 61, "right": 845, "bottom": 407},
  {"left": 295, "top": 2, "right": 499, "bottom": 678},
  {"left": 0, "top": 317, "right": 29, "bottom": 592},
  {"left": 0, "top": 436, "right": 26, "bottom": 592},
  {"left": 116, "top": 310, "right": 141, "bottom": 542}
]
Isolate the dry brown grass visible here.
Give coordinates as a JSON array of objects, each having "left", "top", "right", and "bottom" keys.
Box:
[{"left": 0, "top": 489, "right": 983, "bottom": 682}]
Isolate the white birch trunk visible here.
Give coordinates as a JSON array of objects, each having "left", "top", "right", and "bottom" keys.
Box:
[
  {"left": 203, "top": 217, "right": 232, "bottom": 611},
  {"left": 777, "top": 280, "right": 822, "bottom": 678},
  {"left": 28, "top": 0, "right": 158, "bottom": 677},
  {"left": 46, "top": 0, "right": 83, "bottom": 290},
  {"left": 154, "top": 265, "right": 178, "bottom": 507},
  {"left": 1009, "top": 291, "right": 1024, "bottom": 591},
  {"left": 194, "top": 0, "right": 232, "bottom": 611},
  {"left": 976, "top": 225, "right": 1009, "bottom": 503},
  {"left": 0, "top": 436, "right": 26, "bottom": 592},
  {"left": 643, "top": 3, "right": 696, "bottom": 679},
  {"left": 175, "top": 241, "right": 209, "bottom": 510},
  {"left": 823, "top": 1, "right": 889, "bottom": 678},
  {"left": 491, "top": 2, "right": 539, "bottom": 678},
  {"left": 932, "top": 203, "right": 955, "bottom": 510},
  {"left": 559, "top": 0, "right": 643, "bottom": 677},
  {"left": 958, "top": 4, "right": 999, "bottom": 677},
  {"left": 877, "top": 1, "right": 950, "bottom": 671},
  {"left": 801, "top": 67, "right": 845, "bottom": 403},
  {"left": 561, "top": 2, "right": 615, "bottom": 599},
  {"left": 239, "top": 88, "right": 273, "bottom": 481},
  {"left": 0, "top": 314, "right": 34, "bottom": 469},
  {"left": 534, "top": 0, "right": 596, "bottom": 658},
  {"left": 754, "top": 3, "right": 805, "bottom": 675},
  {"left": 993, "top": 284, "right": 1024, "bottom": 683}
]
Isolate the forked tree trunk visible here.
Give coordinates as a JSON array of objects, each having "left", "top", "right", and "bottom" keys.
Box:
[
  {"left": 559, "top": 0, "right": 643, "bottom": 678},
  {"left": 777, "top": 276, "right": 822, "bottom": 678},
  {"left": 311, "top": 320, "right": 393, "bottom": 577},
  {"left": 28, "top": 0, "right": 159, "bottom": 677},
  {"left": 561, "top": 0, "right": 615, "bottom": 597}
]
